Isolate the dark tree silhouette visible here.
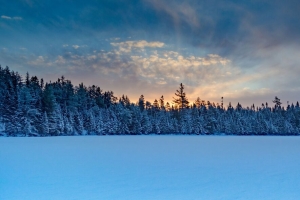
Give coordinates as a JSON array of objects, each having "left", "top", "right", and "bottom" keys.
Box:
[{"left": 173, "top": 83, "right": 189, "bottom": 109}]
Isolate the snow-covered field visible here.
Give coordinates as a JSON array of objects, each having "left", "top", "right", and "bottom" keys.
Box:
[{"left": 1, "top": 136, "right": 300, "bottom": 200}]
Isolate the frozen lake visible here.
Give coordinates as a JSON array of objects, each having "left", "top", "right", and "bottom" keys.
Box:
[{"left": 1, "top": 136, "right": 300, "bottom": 200}]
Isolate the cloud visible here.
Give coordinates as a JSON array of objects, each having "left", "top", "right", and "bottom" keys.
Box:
[
  {"left": 0, "top": 39, "right": 260, "bottom": 105},
  {"left": 27, "top": 56, "right": 52, "bottom": 66},
  {"left": 145, "top": 0, "right": 200, "bottom": 28},
  {"left": 13, "top": 17, "right": 22, "bottom": 20},
  {"left": 25, "top": 40, "right": 237, "bottom": 102},
  {"left": 129, "top": 52, "right": 232, "bottom": 86},
  {"left": 3, "top": 40, "right": 233, "bottom": 100},
  {"left": 55, "top": 55, "right": 66, "bottom": 64},
  {"left": 1, "top": 15, "right": 22, "bottom": 20},
  {"left": 71, "top": 45, "right": 87, "bottom": 49},
  {"left": 2, "top": 36, "right": 300, "bottom": 107},
  {"left": 72, "top": 45, "right": 80, "bottom": 49},
  {"left": 1, "top": 16, "right": 11, "bottom": 20},
  {"left": 111, "top": 40, "right": 165, "bottom": 53}
]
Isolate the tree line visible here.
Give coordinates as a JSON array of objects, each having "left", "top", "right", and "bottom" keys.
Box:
[{"left": 0, "top": 66, "right": 300, "bottom": 136}]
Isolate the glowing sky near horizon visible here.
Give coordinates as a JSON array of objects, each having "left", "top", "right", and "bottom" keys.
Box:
[{"left": 1, "top": 0, "right": 300, "bottom": 107}]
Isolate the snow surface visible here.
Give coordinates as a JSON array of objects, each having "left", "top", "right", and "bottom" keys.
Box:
[{"left": 1, "top": 136, "right": 300, "bottom": 200}]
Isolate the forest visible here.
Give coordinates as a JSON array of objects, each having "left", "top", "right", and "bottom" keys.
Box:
[{"left": 0, "top": 66, "right": 299, "bottom": 136}]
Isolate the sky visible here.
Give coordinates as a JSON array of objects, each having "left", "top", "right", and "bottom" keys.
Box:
[{"left": 1, "top": 0, "right": 300, "bottom": 107}]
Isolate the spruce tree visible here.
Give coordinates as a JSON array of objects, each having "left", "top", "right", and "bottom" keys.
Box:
[
  {"left": 273, "top": 96, "right": 282, "bottom": 110},
  {"left": 138, "top": 95, "right": 145, "bottom": 111},
  {"left": 159, "top": 95, "right": 165, "bottom": 109},
  {"left": 173, "top": 83, "right": 189, "bottom": 109}
]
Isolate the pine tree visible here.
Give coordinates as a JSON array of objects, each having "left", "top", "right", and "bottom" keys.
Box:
[
  {"left": 73, "top": 112, "right": 84, "bottom": 135},
  {"left": 130, "top": 106, "right": 142, "bottom": 134},
  {"left": 153, "top": 99, "right": 159, "bottom": 111},
  {"left": 42, "top": 84, "right": 56, "bottom": 114},
  {"left": 85, "top": 110, "right": 97, "bottom": 134},
  {"left": 95, "top": 109, "right": 105, "bottom": 135},
  {"left": 141, "top": 110, "right": 152, "bottom": 134},
  {"left": 159, "top": 95, "right": 165, "bottom": 109},
  {"left": 273, "top": 96, "right": 282, "bottom": 110},
  {"left": 173, "top": 83, "right": 189, "bottom": 109},
  {"left": 194, "top": 97, "right": 201, "bottom": 108},
  {"left": 3, "top": 66, "right": 300, "bottom": 136},
  {"left": 165, "top": 102, "right": 171, "bottom": 111},
  {"left": 138, "top": 95, "right": 145, "bottom": 111},
  {"left": 115, "top": 104, "right": 131, "bottom": 134}
]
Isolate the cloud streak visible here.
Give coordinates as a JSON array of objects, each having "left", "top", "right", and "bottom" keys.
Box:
[
  {"left": 111, "top": 40, "right": 165, "bottom": 53},
  {"left": 1, "top": 15, "right": 22, "bottom": 20}
]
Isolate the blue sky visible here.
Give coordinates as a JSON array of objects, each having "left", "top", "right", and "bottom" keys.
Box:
[{"left": 1, "top": 0, "right": 300, "bottom": 107}]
